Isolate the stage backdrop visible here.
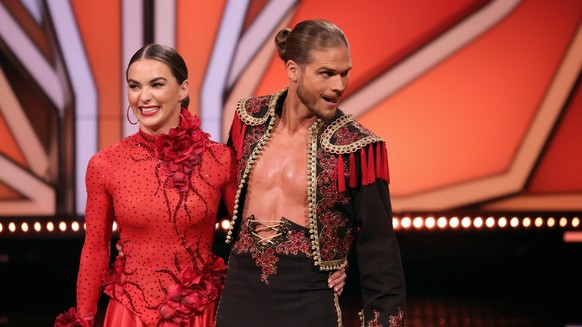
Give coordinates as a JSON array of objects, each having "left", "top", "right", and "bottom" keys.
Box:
[{"left": 0, "top": 0, "right": 581, "bottom": 218}]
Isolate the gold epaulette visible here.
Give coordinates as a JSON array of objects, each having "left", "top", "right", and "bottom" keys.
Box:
[
  {"left": 235, "top": 89, "right": 286, "bottom": 126},
  {"left": 320, "top": 114, "right": 384, "bottom": 154}
]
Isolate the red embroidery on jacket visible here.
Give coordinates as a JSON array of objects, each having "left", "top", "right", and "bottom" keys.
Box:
[
  {"left": 316, "top": 148, "right": 353, "bottom": 262},
  {"left": 276, "top": 230, "right": 312, "bottom": 256},
  {"left": 251, "top": 247, "right": 279, "bottom": 284},
  {"left": 232, "top": 219, "right": 311, "bottom": 284},
  {"left": 366, "top": 308, "right": 405, "bottom": 327},
  {"left": 334, "top": 127, "right": 363, "bottom": 146},
  {"left": 243, "top": 97, "right": 265, "bottom": 114}
]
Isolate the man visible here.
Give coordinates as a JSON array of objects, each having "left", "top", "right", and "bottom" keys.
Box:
[{"left": 216, "top": 19, "right": 405, "bottom": 326}]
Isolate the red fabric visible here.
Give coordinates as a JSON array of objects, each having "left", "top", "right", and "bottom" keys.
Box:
[
  {"left": 349, "top": 153, "right": 357, "bottom": 188},
  {"left": 335, "top": 154, "right": 346, "bottom": 193},
  {"left": 77, "top": 128, "right": 237, "bottom": 326},
  {"left": 375, "top": 143, "right": 382, "bottom": 182},
  {"left": 103, "top": 299, "right": 218, "bottom": 327},
  {"left": 366, "top": 144, "right": 376, "bottom": 185},
  {"left": 359, "top": 148, "right": 368, "bottom": 185},
  {"left": 229, "top": 111, "right": 246, "bottom": 160}
]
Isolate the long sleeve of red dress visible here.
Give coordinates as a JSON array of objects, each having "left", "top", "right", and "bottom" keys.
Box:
[{"left": 76, "top": 151, "right": 115, "bottom": 318}]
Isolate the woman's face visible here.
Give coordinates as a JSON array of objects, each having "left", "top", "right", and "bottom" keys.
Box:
[{"left": 127, "top": 59, "right": 188, "bottom": 135}]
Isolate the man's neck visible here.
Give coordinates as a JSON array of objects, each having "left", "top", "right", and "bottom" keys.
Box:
[{"left": 278, "top": 89, "right": 318, "bottom": 135}]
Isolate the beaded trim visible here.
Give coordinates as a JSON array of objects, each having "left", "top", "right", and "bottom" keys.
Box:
[
  {"left": 320, "top": 114, "right": 383, "bottom": 154},
  {"left": 307, "top": 119, "right": 323, "bottom": 264},
  {"left": 307, "top": 118, "right": 349, "bottom": 271},
  {"left": 235, "top": 89, "right": 285, "bottom": 126},
  {"left": 333, "top": 292, "right": 343, "bottom": 327},
  {"left": 225, "top": 95, "right": 277, "bottom": 243}
]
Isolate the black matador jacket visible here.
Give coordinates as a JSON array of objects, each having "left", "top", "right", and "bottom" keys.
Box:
[{"left": 226, "top": 89, "right": 406, "bottom": 327}]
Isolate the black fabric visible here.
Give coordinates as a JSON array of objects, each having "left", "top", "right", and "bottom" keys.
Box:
[{"left": 216, "top": 218, "right": 340, "bottom": 327}]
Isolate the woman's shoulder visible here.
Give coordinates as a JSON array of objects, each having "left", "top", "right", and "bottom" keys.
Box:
[
  {"left": 205, "top": 141, "right": 235, "bottom": 164},
  {"left": 206, "top": 140, "right": 233, "bottom": 154},
  {"left": 88, "top": 135, "right": 135, "bottom": 165}
]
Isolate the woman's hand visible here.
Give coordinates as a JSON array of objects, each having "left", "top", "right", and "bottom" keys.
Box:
[{"left": 328, "top": 267, "right": 347, "bottom": 295}]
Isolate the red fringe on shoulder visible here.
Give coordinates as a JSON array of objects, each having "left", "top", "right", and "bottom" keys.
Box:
[
  {"left": 335, "top": 154, "right": 346, "bottom": 193},
  {"left": 365, "top": 144, "right": 376, "bottom": 185},
  {"left": 228, "top": 111, "right": 246, "bottom": 160},
  {"left": 375, "top": 143, "right": 382, "bottom": 180},
  {"left": 359, "top": 147, "right": 367, "bottom": 185},
  {"left": 336, "top": 142, "right": 390, "bottom": 191},
  {"left": 349, "top": 153, "right": 357, "bottom": 188},
  {"left": 381, "top": 143, "right": 390, "bottom": 184}
]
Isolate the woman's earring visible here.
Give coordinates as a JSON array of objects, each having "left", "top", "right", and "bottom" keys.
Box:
[{"left": 126, "top": 105, "right": 138, "bottom": 125}]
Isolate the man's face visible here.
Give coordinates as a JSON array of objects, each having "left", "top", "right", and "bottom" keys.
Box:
[{"left": 296, "top": 45, "right": 352, "bottom": 121}]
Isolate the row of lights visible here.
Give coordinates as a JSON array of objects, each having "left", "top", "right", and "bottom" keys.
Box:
[
  {"left": 0, "top": 216, "right": 580, "bottom": 234},
  {"left": 0, "top": 221, "right": 118, "bottom": 233},
  {"left": 392, "top": 216, "right": 580, "bottom": 230}
]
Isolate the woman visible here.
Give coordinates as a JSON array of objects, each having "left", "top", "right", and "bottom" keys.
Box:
[
  {"left": 56, "top": 44, "right": 345, "bottom": 327},
  {"left": 56, "top": 44, "right": 235, "bottom": 326}
]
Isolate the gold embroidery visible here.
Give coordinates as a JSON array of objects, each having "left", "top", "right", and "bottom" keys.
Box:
[
  {"left": 235, "top": 89, "right": 285, "bottom": 126},
  {"left": 320, "top": 114, "right": 383, "bottom": 154},
  {"left": 333, "top": 292, "right": 343, "bottom": 327},
  {"left": 226, "top": 94, "right": 278, "bottom": 243},
  {"left": 307, "top": 119, "right": 322, "bottom": 263}
]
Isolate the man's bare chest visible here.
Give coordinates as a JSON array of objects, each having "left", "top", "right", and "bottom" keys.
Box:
[{"left": 249, "top": 135, "right": 308, "bottom": 191}]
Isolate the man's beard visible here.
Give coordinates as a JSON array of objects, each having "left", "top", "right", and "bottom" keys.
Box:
[{"left": 297, "top": 82, "right": 336, "bottom": 122}]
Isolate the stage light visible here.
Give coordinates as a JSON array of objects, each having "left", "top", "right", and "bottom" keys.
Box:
[
  {"left": 112, "top": 222, "right": 118, "bottom": 231},
  {"left": 510, "top": 217, "right": 519, "bottom": 228},
  {"left": 0, "top": 223, "right": 3, "bottom": 233},
  {"left": 425, "top": 217, "right": 436, "bottom": 229},
  {"left": 450, "top": 217, "right": 459, "bottom": 228},
  {"left": 34, "top": 222, "right": 41, "bottom": 232},
  {"left": 47, "top": 222, "right": 54, "bottom": 232},
  {"left": 498, "top": 217, "right": 507, "bottom": 228},
  {"left": 9, "top": 222, "right": 16, "bottom": 232},
  {"left": 21, "top": 222, "right": 29, "bottom": 232},
  {"left": 401, "top": 217, "right": 412, "bottom": 229},
  {"left": 437, "top": 217, "right": 447, "bottom": 229},
  {"left": 413, "top": 217, "right": 423, "bottom": 229},
  {"left": 547, "top": 217, "right": 555, "bottom": 227},
  {"left": 474, "top": 217, "right": 483, "bottom": 228},
  {"left": 559, "top": 217, "right": 567, "bottom": 228},
  {"left": 485, "top": 217, "right": 495, "bottom": 228},
  {"left": 59, "top": 222, "right": 67, "bottom": 232},
  {"left": 393, "top": 217, "right": 400, "bottom": 230},
  {"left": 215, "top": 223, "right": 219, "bottom": 230},
  {"left": 535, "top": 217, "right": 543, "bottom": 227},
  {"left": 522, "top": 217, "right": 531, "bottom": 228},
  {"left": 72, "top": 222, "right": 80, "bottom": 232},
  {"left": 84, "top": 223, "right": 87, "bottom": 230},
  {"left": 573, "top": 217, "right": 580, "bottom": 228},
  {"left": 221, "top": 219, "right": 231, "bottom": 230},
  {"left": 461, "top": 217, "right": 471, "bottom": 228}
]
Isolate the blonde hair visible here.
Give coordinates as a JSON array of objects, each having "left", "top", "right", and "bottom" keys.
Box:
[{"left": 274, "top": 19, "right": 349, "bottom": 65}]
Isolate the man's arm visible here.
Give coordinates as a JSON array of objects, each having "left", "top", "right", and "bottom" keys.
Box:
[{"left": 353, "top": 179, "right": 406, "bottom": 326}]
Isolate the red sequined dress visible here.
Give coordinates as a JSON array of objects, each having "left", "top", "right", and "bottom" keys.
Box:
[{"left": 71, "top": 110, "right": 236, "bottom": 327}]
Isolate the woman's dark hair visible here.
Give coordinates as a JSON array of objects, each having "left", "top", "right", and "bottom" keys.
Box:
[
  {"left": 274, "top": 19, "right": 349, "bottom": 65},
  {"left": 126, "top": 44, "right": 190, "bottom": 108}
]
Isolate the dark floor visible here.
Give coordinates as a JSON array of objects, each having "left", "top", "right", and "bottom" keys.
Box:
[{"left": 1, "top": 229, "right": 581, "bottom": 327}]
